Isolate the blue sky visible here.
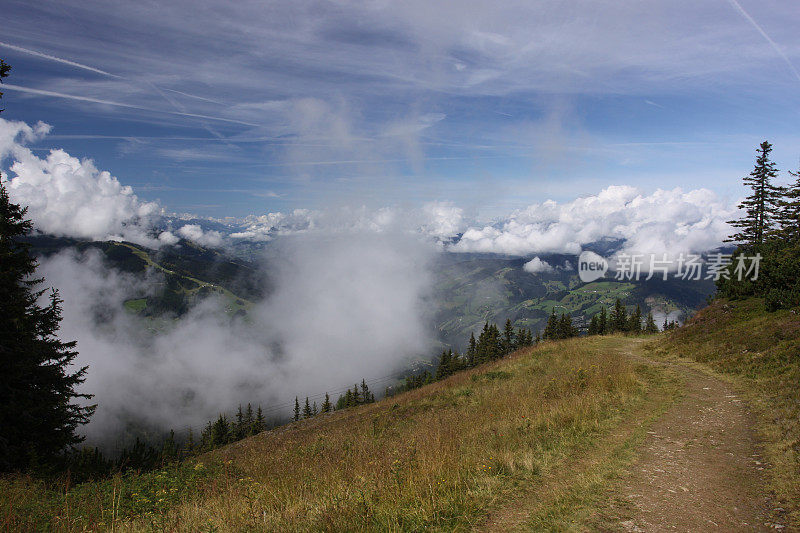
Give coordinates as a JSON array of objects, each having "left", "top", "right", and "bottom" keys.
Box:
[{"left": 2, "top": 0, "right": 799, "bottom": 219}]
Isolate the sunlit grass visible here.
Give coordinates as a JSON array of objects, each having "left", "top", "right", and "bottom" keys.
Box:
[{"left": 1, "top": 336, "right": 670, "bottom": 531}]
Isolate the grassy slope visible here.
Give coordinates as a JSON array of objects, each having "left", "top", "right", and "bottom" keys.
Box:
[
  {"left": 650, "top": 298, "right": 800, "bottom": 525},
  {"left": 6, "top": 297, "right": 794, "bottom": 531},
  {"left": 0, "top": 336, "right": 679, "bottom": 532}
]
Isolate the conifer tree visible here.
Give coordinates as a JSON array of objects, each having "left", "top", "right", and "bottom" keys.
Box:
[
  {"left": 543, "top": 310, "right": 559, "bottom": 340},
  {"left": 502, "top": 319, "right": 515, "bottom": 353},
  {"left": 599, "top": 307, "right": 608, "bottom": 334},
  {"left": 244, "top": 404, "right": 254, "bottom": 435},
  {"left": 467, "top": 331, "right": 477, "bottom": 366},
  {"left": 775, "top": 167, "right": 800, "bottom": 241},
  {"left": 321, "top": 393, "right": 332, "bottom": 413},
  {"left": 361, "top": 379, "right": 372, "bottom": 403},
  {"left": 726, "top": 141, "right": 781, "bottom": 246},
  {"left": 186, "top": 427, "right": 195, "bottom": 453},
  {"left": 162, "top": 430, "right": 178, "bottom": 463},
  {"left": 254, "top": 406, "right": 266, "bottom": 433},
  {"left": 628, "top": 305, "right": 642, "bottom": 334},
  {"left": 312, "top": 401, "right": 318, "bottom": 416},
  {"left": 644, "top": 311, "right": 659, "bottom": 333},
  {"left": 610, "top": 299, "right": 627, "bottom": 332},
  {"left": 210, "top": 415, "right": 230, "bottom": 447},
  {"left": 235, "top": 405, "right": 245, "bottom": 439},
  {"left": 0, "top": 61, "right": 94, "bottom": 470},
  {"left": 588, "top": 314, "right": 599, "bottom": 335},
  {"left": 303, "top": 397, "right": 312, "bottom": 419},
  {"left": 293, "top": 397, "right": 300, "bottom": 421},
  {"left": 435, "top": 349, "right": 451, "bottom": 380}
]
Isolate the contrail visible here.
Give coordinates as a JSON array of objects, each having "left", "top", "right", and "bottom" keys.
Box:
[
  {"left": 2, "top": 84, "right": 259, "bottom": 126},
  {"left": 0, "top": 41, "right": 122, "bottom": 78},
  {"left": 726, "top": 0, "right": 800, "bottom": 83},
  {"left": 0, "top": 40, "right": 234, "bottom": 125}
]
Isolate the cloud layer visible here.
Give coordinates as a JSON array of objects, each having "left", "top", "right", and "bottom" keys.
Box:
[
  {"left": 454, "top": 185, "right": 735, "bottom": 257},
  {"left": 40, "top": 233, "right": 434, "bottom": 445}
]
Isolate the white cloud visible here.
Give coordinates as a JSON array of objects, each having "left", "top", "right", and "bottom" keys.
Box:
[
  {"left": 177, "top": 224, "right": 224, "bottom": 247},
  {"left": 419, "top": 201, "right": 465, "bottom": 240},
  {"left": 523, "top": 256, "right": 553, "bottom": 274},
  {"left": 157, "top": 231, "right": 180, "bottom": 245},
  {"left": 1, "top": 118, "right": 163, "bottom": 246},
  {"left": 38, "top": 234, "right": 434, "bottom": 443},
  {"left": 452, "top": 185, "right": 735, "bottom": 257}
]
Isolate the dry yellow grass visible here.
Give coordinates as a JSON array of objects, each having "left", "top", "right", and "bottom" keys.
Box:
[
  {"left": 1, "top": 335, "right": 676, "bottom": 532},
  {"left": 131, "top": 336, "right": 665, "bottom": 532}
]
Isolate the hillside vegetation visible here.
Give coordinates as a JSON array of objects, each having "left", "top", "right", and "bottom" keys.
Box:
[
  {"left": 651, "top": 297, "right": 800, "bottom": 525},
  {"left": 4, "top": 297, "right": 798, "bottom": 531},
  {"left": 1, "top": 336, "right": 679, "bottom": 531}
]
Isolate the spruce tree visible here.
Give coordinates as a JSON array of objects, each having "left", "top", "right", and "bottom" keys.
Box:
[
  {"left": 303, "top": 397, "right": 312, "bottom": 419},
  {"left": 610, "top": 299, "right": 627, "bottom": 332},
  {"left": 0, "top": 62, "right": 94, "bottom": 470},
  {"left": 628, "top": 305, "right": 642, "bottom": 334},
  {"left": 644, "top": 312, "right": 659, "bottom": 334},
  {"left": 360, "top": 379, "right": 372, "bottom": 403},
  {"left": 775, "top": 167, "right": 800, "bottom": 241},
  {"left": 502, "top": 319, "right": 514, "bottom": 354},
  {"left": 467, "top": 331, "right": 477, "bottom": 366},
  {"left": 254, "top": 406, "right": 266, "bottom": 433},
  {"left": 588, "top": 314, "right": 599, "bottom": 335},
  {"left": 435, "top": 350, "right": 451, "bottom": 380},
  {"left": 599, "top": 307, "right": 608, "bottom": 334},
  {"left": 293, "top": 397, "right": 300, "bottom": 421},
  {"left": 726, "top": 141, "right": 781, "bottom": 246},
  {"left": 244, "top": 404, "right": 254, "bottom": 435},
  {"left": 186, "top": 428, "right": 195, "bottom": 453},
  {"left": 321, "top": 393, "right": 332, "bottom": 413}
]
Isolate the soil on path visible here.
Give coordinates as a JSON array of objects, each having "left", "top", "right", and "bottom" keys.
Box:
[{"left": 609, "top": 351, "right": 780, "bottom": 532}]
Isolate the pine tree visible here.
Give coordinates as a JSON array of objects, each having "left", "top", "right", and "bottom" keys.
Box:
[
  {"left": 161, "top": 430, "right": 178, "bottom": 463},
  {"left": 210, "top": 415, "right": 230, "bottom": 448},
  {"left": 588, "top": 314, "right": 599, "bottom": 335},
  {"left": 312, "top": 401, "right": 318, "bottom": 416},
  {"left": 293, "top": 397, "right": 300, "bottom": 421},
  {"left": 321, "top": 393, "right": 332, "bottom": 413},
  {"left": 644, "top": 311, "right": 659, "bottom": 333},
  {"left": 610, "top": 299, "right": 627, "bottom": 332},
  {"left": 502, "top": 319, "right": 515, "bottom": 354},
  {"left": 543, "top": 310, "right": 559, "bottom": 339},
  {"left": 254, "top": 406, "right": 266, "bottom": 433},
  {"left": 360, "top": 379, "right": 372, "bottom": 403},
  {"left": 599, "top": 307, "right": 608, "bottom": 335},
  {"left": 775, "top": 167, "right": 800, "bottom": 241},
  {"left": 628, "top": 305, "right": 642, "bottom": 334},
  {"left": 235, "top": 405, "right": 245, "bottom": 439},
  {"left": 726, "top": 141, "right": 781, "bottom": 246},
  {"left": 467, "top": 331, "right": 477, "bottom": 366},
  {"left": 0, "top": 182, "right": 94, "bottom": 470},
  {"left": 303, "top": 397, "right": 312, "bottom": 419},
  {"left": 435, "top": 349, "right": 451, "bottom": 380},
  {"left": 186, "top": 427, "right": 195, "bottom": 453},
  {"left": 244, "top": 404, "right": 254, "bottom": 435}
]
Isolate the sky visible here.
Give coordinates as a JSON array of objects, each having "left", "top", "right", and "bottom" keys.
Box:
[{"left": 1, "top": 0, "right": 799, "bottom": 221}]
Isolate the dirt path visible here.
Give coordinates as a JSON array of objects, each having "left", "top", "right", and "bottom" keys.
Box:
[{"left": 609, "top": 349, "right": 780, "bottom": 532}]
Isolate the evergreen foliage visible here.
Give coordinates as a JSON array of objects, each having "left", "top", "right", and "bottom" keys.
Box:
[
  {"left": 717, "top": 141, "right": 800, "bottom": 310},
  {"left": 0, "top": 61, "right": 94, "bottom": 472}
]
